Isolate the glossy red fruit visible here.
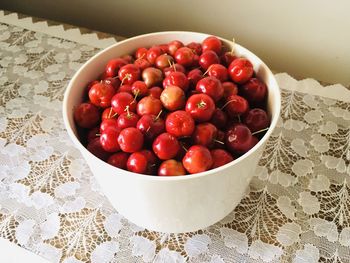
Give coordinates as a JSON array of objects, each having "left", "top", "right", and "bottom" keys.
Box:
[
  {"left": 88, "top": 82, "right": 116, "bottom": 108},
  {"left": 118, "top": 127, "right": 144, "bottom": 153},
  {"left": 122, "top": 54, "right": 134, "bottom": 63},
  {"left": 163, "top": 71, "right": 189, "bottom": 91},
  {"left": 168, "top": 40, "right": 184, "bottom": 56},
  {"left": 134, "top": 58, "right": 151, "bottom": 70},
  {"left": 147, "top": 46, "right": 164, "bottom": 64},
  {"left": 101, "top": 107, "right": 118, "bottom": 120},
  {"left": 117, "top": 112, "right": 139, "bottom": 129},
  {"left": 127, "top": 152, "right": 148, "bottom": 174},
  {"left": 155, "top": 54, "right": 174, "bottom": 69},
  {"left": 210, "top": 149, "right": 234, "bottom": 168},
  {"left": 87, "top": 137, "right": 110, "bottom": 160},
  {"left": 102, "top": 77, "right": 121, "bottom": 90},
  {"left": 137, "top": 96, "right": 162, "bottom": 116},
  {"left": 174, "top": 47, "right": 195, "bottom": 67},
  {"left": 182, "top": 145, "right": 213, "bottom": 174},
  {"left": 131, "top": 81, "right": 148, "bottom": 97},
  {"left": 153, "top": 133, "right": 180, "bottom": 160},
  {"left": 187, "top": 68, "right": 203, "bottom": 88},
  {"left": 224, "top": 95, "right": 249, "bottom": 117},
  {"left": 74, "top": 102, "right": 100, "bottom": 129},
  {"left": 158, "top": 44, "right": 169, "bottom": 53},
  {"left": 210, "top": 108, "right": 228, "bottom": 129},
  {"left": 202, "top": 36, "right": 222, "bottom": 55},
  {"left": 135, "top": 47, "right": 148, "bottom": 59},
  {"left": 147, "top": 86, "right": 163, "bottom": 99},
  {"left": 118, "top": 64, "right": 141, "bottom": 85},
  {"left": 160, "top": 86, "right": 186, "bottom": 111},
  {"left": 118, "top": 84, "right": 133, "bottom": 94},
  {"left": 137, "top": 114, "right": 165, "bottom": 140},
  {"left": 207, "top": 64, "right": 228, "bottom": 82},
  {"left": 100, "top": 126, "right": 121, "bottom": 152},
  {"left": 196, "top": 76, "right": 224, "bottom": 102},
  {"left": 228, "top": 58, "right": 254, "bottom": 84},
  {"left": 107, "top": 152, "right": 129, "bottom": 169},
  {"left": 220, "top": 51, "right": 237, "bottom": 67},
  {"left": 111, "top": 92, "right": 136, "bottom": 115},
  {"left": 87, "top": 127, "right": 100, "bottom": 142},
  {"left": 158, "top": 159, "right": 186, "bottom": 176},
  {"left": 105, "top": 58, "right": 127, "bottom": 78},
  {"left": 199, "top": 50, "right": 220, "bottom": 70},
  {"left": 165, "top": 111, "right": 195, "bottom": 138},
  {"left": 186, "top": 42, "right": 202, "bottom": 55},
  {"left": 222, "top": 82, "right": 238, "bottom": 98},
  {"left": 241, "top": 78, "right": 267, "bottom": 103},
  {"left": 192, "top": 123, "right": 217, "bottom": 148},
  {"left": 185, "top": 94, "right": 215, "bottom": 122},
  {"left": 225, "top": 124, "right": 257, "bottom": 154},
  {"left": 100, "top": 118, "right": 118, "bottom": 133},
  {"left": 142, "top": 67, "right": 163, "bottom": 87},
  {"left": 86, "top": 80, "right": 99, "bottom": 95},
  {"left": 243, "top": 108, "right": 270, "bottom": 133},
  {"left": 163, "top": 63, "right": 186, "bottom": 77},
  {"left": 140, "top": 149, "right": 158, "bottom": 175}
]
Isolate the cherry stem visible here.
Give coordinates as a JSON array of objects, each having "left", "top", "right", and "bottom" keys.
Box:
[
  {"left": 155, "top": 110, "right": 163, "bottom": 121},
  {"left": 146, "top": 126, "right": 151, "bottom": 133},
  {"left": 213, "top": 139, "right": 225, "bottom": 145},
  {"left": 231, "top": 37, "right": 236, "bottom": 54},
  {"left": 107, "top": 107, "right": 113, "bottom": 119},
  {"left": 197, "top": 100, "right": 207, "bottom": 108},
  {"left": 96, "top": 133, "right": 101, "bottom": 136},
  {"left": 251, "top": 127, "right": 269, "bottom": 136},
  {"left": 181, "top": 143, "right": 188, "bottom": 152},
  {"left": 237, "top": 115, "right": 241, "bottom": 123},
  {"left": 203, "top": 65, "right": 213, "bottom": 76},
  {"left": 124, "top": 105, "right": 131, "bottom": 117},
  {"left": 111, "top": 112, "right": 118, "bottom": 118},
  {"left": 133, "top": 90, "right": 139, "bottom": 103},
  {"left": 220, "top": 99, "right": 235, "bottom": 110},
  {"left": 121, "top": 74, "right": 131, "bottom": 85}
]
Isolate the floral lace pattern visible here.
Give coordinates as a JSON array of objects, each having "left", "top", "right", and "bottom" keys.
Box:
[{"left": 0, "top": 22, "right": 350, "bottom": 263}]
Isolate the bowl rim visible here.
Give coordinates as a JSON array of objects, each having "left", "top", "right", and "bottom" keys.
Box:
[{"left": 63, "top": 30, "right": 281, "bottom": 182}]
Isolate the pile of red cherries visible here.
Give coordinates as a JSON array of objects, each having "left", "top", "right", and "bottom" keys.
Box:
[{"left": 74, "top": 36, "right": 270, "bottom": 176}]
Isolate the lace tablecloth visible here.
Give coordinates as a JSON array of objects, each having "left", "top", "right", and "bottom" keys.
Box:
[{"left": 1, "top": 11, "right": 350, "bottom": 263}]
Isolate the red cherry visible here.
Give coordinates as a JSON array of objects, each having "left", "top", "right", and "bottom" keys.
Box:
[
  {"left": 165, "top": 110, "right": 195, "bottom": 138},
  {"left": 202, "top": 36, "right": 222, "bottom": 55},
  {"left": 163, "top": 71, "right": 189, "bottom": 91},
  {"left": 118, "top": 127, "right": 144, "bottom": 153},
  {"left": 168, "top": 40, "right": 184, "bottom": 56},
  {"left": 111, "top": 92, "right": 136, "bottom": 115},
  {"left": 87, "top": 127, "right": 100, "bottom": 142},
  {"left": 225, "top": 124, "right": 257, "bottom": 154},
  {"left": 153, "top": 133, "right": 180, "bottom": 160},
  {"left": 241, "top": 78, "right": 267, "bottom": 103},
  {"left": 182, "top": 145, "right": 213, "bottom": 174},
  {"left": 192, "top": 123, "right": 217, "bottom": 148},
  {"left": 214, "top": 130, "right": 226, "bottom": 149},
  {"left": 135, "top": 47, "right": 148, "bottom": 59},
  {"left": 74, "top": 102, "right": 100, "bottom": 129},
  {"left": 86, "top": 80, "right": 99, "bottom": 95},
  {"left": 174, "top": 47, "right": 195, "bottom": 67},
  {"left": 105, "top": 58, "right": 127, "bottom": 78},
  {"left": 100, "top": 126, "right": 121, "bottom": 152},
  {"left": 88, "top": 82, "right": 116, "bottom": 108},
  {"left": 127, "top": 152, "right": 148, "bottom": 174},
  {"left": 100, "top": 118, "right": 119, "bottom": 133},
  {"left": 187, "top": 68, "right": 203, "bottom": 88},
  {"left": 140, "top": 149, "right": 158, "bottom": 175},
  {"left": 147, "top": 86, "right": 163, "bottom": 99},
  {"left": 118, "top": 84, "right": 133, "bottom": 94},
  {"left": 136, "top": 96, "right": 162, "bottom": 116},
  {"left": 134, "top": 58, "right": 151, "bottom": 70},
  {"left": 147, "top": 46, "right": 164, "bottom": 64},
  {"left": 117, "top": 112, "right": 139, "bottom": 129},
  {"left": 155, "top": 54, "right": 174, "bottom": 69},
  {"left": 108, "top": 152, "right": 130, "bottom": 169},
  {"left": 142, "top": 67, "right": 163, "bottom": 87},
  {"left": 137, "top": 114, "right": 165, "bottom": 141},
  {"left": 101, "top": 107, "right": 118, "bottom": 120},
  {"left": 185, "top": 94, "right": 215, "bottom": 122},
  {"left": 118, "top": 64, "right": 141, "bottom": 85},
  {"left": 220, "top": 52, "right": 237, "bottom": 67},
  {"left": 243, "top": 108, "right": 270, "bottom": 133},
  {"left": 158, "top": 159, "right": 186, "bottom": 176},
  {"left": 196, "top": 76, "right": 224, "bottom": 102},
  {"left": 207, "top": 64, "right": 228, "bottom": 82},
  {"left": 186, "top": 42, "right": 202, "bottom": 55},
  {"left": 163, "top": 63, "right": 186, "bottom": 77},
  {"left": 228, "top": 58, "right": 254, "bottom": 84},
  {"left": 210, "top": 108, "right": 228, "bottom": 129},
  {"left": 160, "top": 86, "right": 186, "bottom": 111},
  {"left": 222, "top": 81, "right": 238, "bottom": 98},
  {"left": 102, "top": 77, "right": 121, "bottom": 90},
  {"left": 87, "top": 137, "right": 110, "bottom": 161},
  {"left": 122, "top": 55, "right": 134, "bottom": 64},
  {"left": 224, "top": 95, "right": 249, "bottom": 117},
  {"left": 131, "top": 81, "right": 148, "bottom": 97},
  {"left": 158, "top": 44, "right": 169, "bottom": 53},
  {"left": 199, "top": 51, "right": 220, "bottom": 70},
  {"left": 210, "top": 149, "right": 234, "bottom": 168}
]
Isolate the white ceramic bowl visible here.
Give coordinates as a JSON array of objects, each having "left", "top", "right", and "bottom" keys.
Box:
[{"left": 63, "top": 31, "right": 281, "bottom": 233}]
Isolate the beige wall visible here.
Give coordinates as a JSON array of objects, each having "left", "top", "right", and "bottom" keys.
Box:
[{"left": 2, "top": 0, "right": 349, "bottom": 85}]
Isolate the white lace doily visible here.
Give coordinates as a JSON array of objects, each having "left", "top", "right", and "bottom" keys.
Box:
[{"left": 1, "top": 11, "right": 350, "bottom": 263}]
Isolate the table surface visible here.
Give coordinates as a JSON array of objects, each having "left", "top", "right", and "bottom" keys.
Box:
[{"left": 1, "top": 10, "right": 350, "bottom": 263}]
